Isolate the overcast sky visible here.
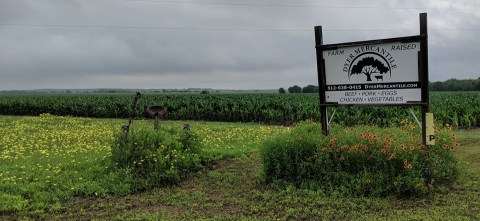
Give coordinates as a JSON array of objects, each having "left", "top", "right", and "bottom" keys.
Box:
[{"left": 1, "top": 0, "right": 479, "bottom": 90}]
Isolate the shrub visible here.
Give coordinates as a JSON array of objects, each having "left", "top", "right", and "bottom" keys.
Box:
[
  {"left": 261, "top": 121, "right": 459, "bottom": 197},
  {"left": 111, "top": 126, "right": 203, "bottom": 191},
  {"left": 0, "top": 193, "right": 28, "bottom": 213}
]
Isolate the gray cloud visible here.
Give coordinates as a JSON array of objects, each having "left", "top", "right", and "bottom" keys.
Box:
[{"left": 0, "top": 0, "right": 479, "bottom": 90}]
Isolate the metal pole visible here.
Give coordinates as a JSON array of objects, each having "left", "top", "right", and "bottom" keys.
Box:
[
  {"left": 328, "top": 108, "right": 337, "bottom": 126},
  {"left": 409, "top": 108, "right": 422, "bottom": 129}
]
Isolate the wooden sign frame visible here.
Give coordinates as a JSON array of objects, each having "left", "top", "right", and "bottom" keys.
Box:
[{"left": 315, "top": 13, "right": 429, "bottom": 145}]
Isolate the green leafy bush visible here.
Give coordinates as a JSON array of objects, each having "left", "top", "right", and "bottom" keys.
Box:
[
  {"left": 0, "top": 193, "right": 28, "bottom": 213},
  {"left": 111, "top": 126, "right": 203, "bottom": 191},
  {"left": 261, "top": 121, "right": 459, "bottom": 196}
]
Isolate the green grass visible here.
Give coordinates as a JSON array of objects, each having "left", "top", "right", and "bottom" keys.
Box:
[
  {"left": 1, "top": 115, "right": 479, "bottom": 220},
  {"left": 0, "top": 115, "right": 285, "bottom": 215}
]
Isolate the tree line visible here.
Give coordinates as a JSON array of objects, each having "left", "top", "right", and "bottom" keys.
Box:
[
  {"left": 429, "top": 78, "right": 480, "bottom": 91},
  {"left": 279, "top": 85, "right": 319, "bottom": 94},
  {"left": 281, "top": 78, "right": 480, "bottom": 93}
]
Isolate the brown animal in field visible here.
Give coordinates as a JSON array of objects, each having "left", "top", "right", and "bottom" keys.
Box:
[{"left": 145, "top": 106, "right": 167, "bottom": 120}]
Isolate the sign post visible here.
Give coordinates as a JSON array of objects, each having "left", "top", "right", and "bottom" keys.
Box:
[
  {"left": 425, "top": 113, "right": 435, "bottom": 145},
  {"left": 315, "top": 13, "right": 430, "bottom": 145},
  {"left": 419, "top": 13, "right": 429, "bottom": 146},
  {"left": 314, "top": 26, "right": 329, "bottom": 135}
]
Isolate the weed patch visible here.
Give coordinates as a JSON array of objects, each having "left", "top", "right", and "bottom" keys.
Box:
[
  {"left": 261, "top": 121, "right": 459, "bottom": 196},
  {"left": 111, "top": 126, "right": 204, "bottom": 192}
]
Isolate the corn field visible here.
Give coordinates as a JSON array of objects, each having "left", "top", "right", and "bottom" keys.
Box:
[{"left": 0, "top": 92, "right": 478, "bottom": 128}]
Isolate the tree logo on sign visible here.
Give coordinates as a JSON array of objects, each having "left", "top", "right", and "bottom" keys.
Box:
[{"left": 348, "top": 52, "right": 392, "bottom": 82}]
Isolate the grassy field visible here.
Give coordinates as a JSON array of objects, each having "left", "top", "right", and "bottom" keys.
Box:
[{"left": 0, "top": 115, "right": 479, "bottom": 220}]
